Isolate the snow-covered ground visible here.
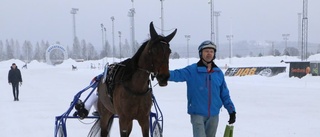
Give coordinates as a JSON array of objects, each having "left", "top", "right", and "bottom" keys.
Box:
[{"left": 1, "top": 55, "right": 320, "bottom": 137}]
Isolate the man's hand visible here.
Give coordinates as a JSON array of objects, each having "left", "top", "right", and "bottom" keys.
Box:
[{"left": 228, "top": 111, "right": 236, "bottom": 124}]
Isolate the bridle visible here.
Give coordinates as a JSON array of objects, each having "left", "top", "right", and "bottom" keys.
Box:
[{"left": 138, "top": 39, "right": 170, "bottom": 81}]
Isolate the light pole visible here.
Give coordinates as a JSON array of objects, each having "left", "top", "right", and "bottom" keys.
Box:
[
  {"left": 214, "top": 11, "right": 221, "bottom": 58},
  {"left": 271, "top": 41, "right": 275, "bottom": 56},
  {"left": 282, "top": 33, "right": 290, "bottom": 56},
  {"left": 185, "top": 35, "right": 191, "bottom": 65},
  {"left": 208, "top": 0, "right": 215, "bottom": 43},
  {"left": 27, "top": 46, "right": 29, "bottom": 63},
  {"left": 101, "top": 23, "right": 104, "bottom": 53},
  {"left": 302, "top": 0, "right": 308, "bottom": 61},
  {"left": 104, "top": 27, "right": 107, "bottom": 46},
  {"left": 70, "top": 8, "right": 79, "bottom": 41},
  {"left": 226, "top": 35, "right": 233, "bottom": 64},
  {"left": 297, "top": 13, "right": 302, "bottom": 56},
  {"left": 160, "top": 0, "right": 164, "bottom": 35},
  {"left": 111, "top": 16, "right": 115, "bottom": 63},
  {"left": 128, "top": 7, "right": 135, "bottom": 56},
  {"left": 118, "top": 31, "right": 122, "bottom": 61}
]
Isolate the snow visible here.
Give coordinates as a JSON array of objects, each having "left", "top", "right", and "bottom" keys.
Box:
[{"left": 1, "top": 55, "right": 320, "bottom": 137}]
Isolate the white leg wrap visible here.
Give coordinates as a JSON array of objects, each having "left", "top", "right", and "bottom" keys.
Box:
[{"left": 84, "top": 92, "right": 98, "bottom": 112}]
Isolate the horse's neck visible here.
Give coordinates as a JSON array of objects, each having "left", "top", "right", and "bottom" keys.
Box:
[
  {"left": 123, "top": 69, "right": 150, "bottom": 93},
  {"left": 129, "top": 54, "right": 151, "bottom": 92}
]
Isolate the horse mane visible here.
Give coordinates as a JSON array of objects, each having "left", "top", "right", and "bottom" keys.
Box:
[
  {"left": 131, "top": 40, "right": 149, "bottom": 66},
  {"left": 119, "top": 40, "right": 149, "bottom": 81},
  {"left": 119, "top": 35, "right": 167, "bottom": 81}
]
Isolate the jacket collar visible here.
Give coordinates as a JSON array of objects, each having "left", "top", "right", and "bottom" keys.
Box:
[{"left": 196, "top": 60, "right": 218, "bottom": 72}]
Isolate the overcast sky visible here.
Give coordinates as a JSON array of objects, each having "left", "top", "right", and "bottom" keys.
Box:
[{"left": 1, "top": 0, "right": 319, "bottom": 50}]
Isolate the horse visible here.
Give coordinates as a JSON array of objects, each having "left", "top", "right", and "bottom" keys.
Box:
[
  {"left": 22, "top": 64, "right": 27, "bottom": 69},
  {"left": 94, "top": 22, "right": 177, "bottom": 137},
  {"left": 72, "top": 65, "right": 77, "bottom": 71}
]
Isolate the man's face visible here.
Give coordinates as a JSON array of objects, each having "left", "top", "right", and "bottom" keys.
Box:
[
  {"left": 201, "top": 48, "right": 215, "bottom": 62},
  {"left": 12, "top": 64, "right": 16, "bottom": 69}
]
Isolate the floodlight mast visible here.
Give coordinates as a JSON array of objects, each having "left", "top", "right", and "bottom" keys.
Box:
[
  {"left": 184, "top": 35, "right": 191, "bottom": 65},
  {"left": 128, "top": 0, "right": 136, "bottom": 55},
  {"left": 214, "top": 11, "right": 221, "bottom": 58},
  {"left": 111, "top": 16, "right": 115, "bottom": 63},
  {"left": 160, "top": 0, "right": 164, "bottom": 35},
  {"left": 226, "top": 35, "right": 233, "bottom": 64},
  {"left": 208, "top": 0, "right": 215, "bottom": 43},
  {"left": 70, "top": 8, "right": 79, "bottom": 41},
  {"left": 301, "top": 0, "right": 308, "bottom": 61}
]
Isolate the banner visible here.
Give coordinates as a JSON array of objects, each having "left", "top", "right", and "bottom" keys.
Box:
[
  {"left": 310, "top": 62, "right": 320, "bottom": 76},
  {"left": 289, "top": 62, "right": 310, "bottom": 78},
  {"left": 225, "top": 67, "right": 286, "bottom": 77}
]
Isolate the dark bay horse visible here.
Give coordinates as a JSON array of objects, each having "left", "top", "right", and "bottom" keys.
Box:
[{"left": 95, "top": 22, "right": 177, "bottom": 137}]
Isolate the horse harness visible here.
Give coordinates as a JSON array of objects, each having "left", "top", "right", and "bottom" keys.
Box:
[
  {"left": 104, "top": 39, "right": 169, "bottom": 102},
  {"left": 105, "top": 63, "right": 153, "bottom": 103}
]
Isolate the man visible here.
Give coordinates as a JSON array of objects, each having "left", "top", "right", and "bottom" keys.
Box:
[
  {"left": 8, "top": 63, "right": 23, "bottom": 101},
  {"left": 169, "top": 40, "right": 236, "bottom": 137}
]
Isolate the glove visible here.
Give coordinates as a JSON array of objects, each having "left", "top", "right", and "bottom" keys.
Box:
[
  {"left": 19, "top": 82, "right": 22, "bottom": 86},
  {"left": 228, "top": 111, "right": 236, "bottom": 124}
]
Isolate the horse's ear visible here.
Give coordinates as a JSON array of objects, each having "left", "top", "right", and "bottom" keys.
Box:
[
  {"left": 149, "top": 22, "right": 158, "bottom": 40},
  {"left": 165, "top": 28, "right": 177, "bottom": 43}
]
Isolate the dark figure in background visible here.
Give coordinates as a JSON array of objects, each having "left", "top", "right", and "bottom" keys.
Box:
[
  {"left": 22, "top": 63, "right": 27, "bottom": 69},
  {"left": 72, "top": 65, "right": 77, "bottom": 71},
  {"left": 8, "top": 63, "right": 23, "bottom": 101}
]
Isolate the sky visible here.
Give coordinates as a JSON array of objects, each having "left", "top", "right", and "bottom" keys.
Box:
[
  {"left": 1, "top": 0, "right": 319, "bottom": 51},
  {"left": 1, "top": 55, "right": 320, "bottom": 136}
]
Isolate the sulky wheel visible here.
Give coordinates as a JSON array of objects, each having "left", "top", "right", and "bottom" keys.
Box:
[{"left": 152, "top": 121, "right": 163, "bottom": 137}]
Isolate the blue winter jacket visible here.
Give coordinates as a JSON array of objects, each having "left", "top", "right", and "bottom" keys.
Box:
[{"left": 169, "top": 61, "right": 236, "bottom": 117}]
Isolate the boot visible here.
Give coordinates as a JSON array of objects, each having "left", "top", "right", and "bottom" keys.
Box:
[
  {"left": 74, "top": 99, "right": 88, "bottom": 119},
  {"left": 92, "top": 111, "right": 99, "bottom": 116}
]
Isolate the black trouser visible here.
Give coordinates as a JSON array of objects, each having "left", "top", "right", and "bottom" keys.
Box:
[{"left": 11, "top": 83, "right": 19, "bottom": 100}]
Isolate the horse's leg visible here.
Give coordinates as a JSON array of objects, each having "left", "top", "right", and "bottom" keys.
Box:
[
  {"left": 137, "top": 116, "right": 150, "bottom": 137},
  {"left": 100, "top": 111, "right": 114, "bottom": 137},
  {"left": 119, "top": 117, "right": 133, "bottom": 137},
  {"left": 98, "top": 98, "right": 114, "bottom": 137}
]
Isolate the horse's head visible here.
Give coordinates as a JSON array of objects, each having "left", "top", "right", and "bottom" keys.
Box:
[{"left": 146, "top": 22, "right": 177, "bottom": 86}]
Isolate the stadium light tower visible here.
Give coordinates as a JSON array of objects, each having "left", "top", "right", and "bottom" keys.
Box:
[
  {"left": 301, "top": 0, "right": 308, "bottom": 61},
  {"left": 185, "top": 35, "right": 191, "bottom": 65},
  {"left": 297, "top": 13, "right": 302, "bottom": 55},
  {"left": 214, "top": 11, "right": 221, "bottom": 58},
  {"left": 70, "top": 8, "right": 79, "bottom": 41},
  {"left": 282, "top": 33, "right": 290, "bottom": 55},
  {"left": 226, "top": 35, "right": 233, "bottom": 64},
  {"left": 160, "top": 0, "right": 164, "bottom": 35},
  {"left": 111, "top": 16, "right": 115, "bottom": 63},
  {"left": 128, "top": 0, "right": 136, "bottom": 55},
  {"left": 104, "top": 27, "right": 107, "bottom": 46},
  {"left": 101, "top": 23, "right": 105, "bottom": 52},
  {"left": 118, "top": 31, "right": 122, "bottom": 61},
  {"left": 208, "top": 0, "right": 215, "bottom": 43}
]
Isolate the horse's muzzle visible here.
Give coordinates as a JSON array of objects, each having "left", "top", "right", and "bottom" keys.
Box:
[{"left": 156, "top": 74, "right": 169, "bottom": 87}]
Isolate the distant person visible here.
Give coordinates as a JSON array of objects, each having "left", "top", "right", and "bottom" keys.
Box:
[
  {"left": 22, "top": 63, "right": 27, "bottom": 69},
  {"left": 8, "top": 63, "right": 23, "bottom": 101},
  {"left": 168, "top": 40, "right": 236, "bottom": 137}
]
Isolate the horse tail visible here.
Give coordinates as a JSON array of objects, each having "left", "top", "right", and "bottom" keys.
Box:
[{"left": 87, "top": 119, "right": 101, "bottom": 137}]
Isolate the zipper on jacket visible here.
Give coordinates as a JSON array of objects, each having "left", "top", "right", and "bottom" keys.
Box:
[{"left": 207, "top": 74, "right": 212, "bottom": 117}]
